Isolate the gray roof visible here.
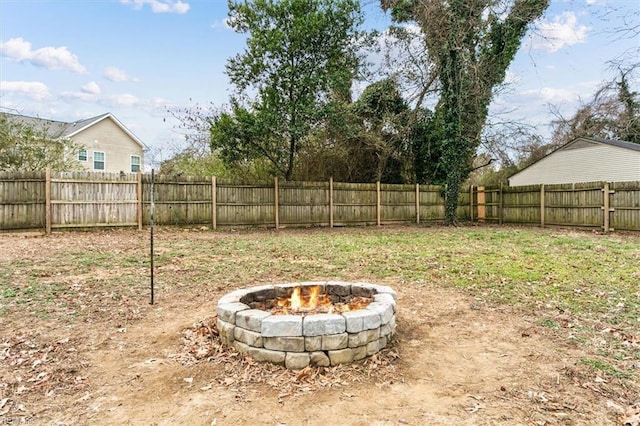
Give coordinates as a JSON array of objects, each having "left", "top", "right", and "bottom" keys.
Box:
[
  {"left": 0, "top": 111, "right": 147, "bottom": 149},
  {"left": 586, "top": 137, "right": 640, "bottom": 152},
  {"left": 507, "top": 136, "right": 640, "bottom": 181}
]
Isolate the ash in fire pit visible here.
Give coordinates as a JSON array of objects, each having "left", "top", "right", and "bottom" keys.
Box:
[{"left": 217, "top": 281, "right": 397, "bottom": 369}]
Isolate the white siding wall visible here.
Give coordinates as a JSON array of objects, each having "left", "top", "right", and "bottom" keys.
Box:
[
  {"left": 509, "top": 144, "right": 640, "bottom": 186},
  {"left": 72, "top": 119, "right": 144, "bottom": 173}
]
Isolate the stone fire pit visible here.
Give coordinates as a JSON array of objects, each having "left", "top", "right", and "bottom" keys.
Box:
[{"left": 216, "top": 281, "right": 397, "bottom": 369}]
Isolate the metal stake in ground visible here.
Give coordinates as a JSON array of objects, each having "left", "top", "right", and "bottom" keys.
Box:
[{"left": 150, "top": 169, "right": 155, "bottom": 305}]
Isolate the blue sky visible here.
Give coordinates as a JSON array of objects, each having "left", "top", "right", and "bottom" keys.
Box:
[{"left": 1, "top": 0, "right": 638, "bottom": 166}]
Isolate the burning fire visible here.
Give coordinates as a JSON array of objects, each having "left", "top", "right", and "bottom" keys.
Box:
[{"left": 274, "top": 285, "right": 370, "bottom": 315}]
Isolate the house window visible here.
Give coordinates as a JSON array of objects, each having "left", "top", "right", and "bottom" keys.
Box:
[
  {"left": 131, "top": 155, "right": 141, "bottom": 173},
  {"left": 93, "top": 151, "right": 105, "bottom": 170},
  {"left": 78, "top": 149, "right": 87, "bottom": 162}
]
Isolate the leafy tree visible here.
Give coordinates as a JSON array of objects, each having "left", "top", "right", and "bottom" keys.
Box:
[
  {"left": 381, "top": 0, "right": 549, "bottom": 224},
  {"left": 220, "top": 0, "right": 365, "bottom": 180},
  {"left": 0, "top": 113, "right": 82, "bottom": 172},
  {"left": 294, "top": 78, "right": 414, "bottom": 183},
  {"left": 352, "top": 78, "right": 411, "bottom": 182}
]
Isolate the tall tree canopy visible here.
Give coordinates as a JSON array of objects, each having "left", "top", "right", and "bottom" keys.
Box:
[
  {"left": 381, "top": 0, "right": 549, "bottom": 224},
  {"left": 215, "top": 0, "right": 364, "bottom": 180},
  {"left": 293, "top": 78, "right": 412, "bottom": 183}
]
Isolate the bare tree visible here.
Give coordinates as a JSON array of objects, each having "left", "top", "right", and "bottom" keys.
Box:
[{"left": 550, "top": 65, "right": 640, "bottom": 146}]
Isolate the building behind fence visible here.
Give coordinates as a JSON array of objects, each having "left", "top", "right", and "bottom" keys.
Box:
[{"left": 1, "top": 170, "right": 639, "bottom": 232}]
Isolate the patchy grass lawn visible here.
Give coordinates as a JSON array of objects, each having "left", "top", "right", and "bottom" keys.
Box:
[{"left": 0, "top": 225, "right": 638, "bottom": 424}]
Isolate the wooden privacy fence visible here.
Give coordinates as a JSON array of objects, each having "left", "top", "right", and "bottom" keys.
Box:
[
  {"left": 1, "top": 170, "right": 639, "bottom": 232},
  {"left": 142, "top": 175, "right": 451, "bottom": 229},
  {"left": 470, "top": 181, "right": 640, "bottom": 232}
]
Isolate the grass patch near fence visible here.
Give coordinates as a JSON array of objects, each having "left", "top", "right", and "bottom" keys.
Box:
[{"left": 1, "top": 225, "right": 638, "bottom": 380}]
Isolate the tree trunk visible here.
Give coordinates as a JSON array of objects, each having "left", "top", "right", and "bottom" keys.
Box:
[{"left": 285, "top": 134, "right": 296, "bottom": 181}]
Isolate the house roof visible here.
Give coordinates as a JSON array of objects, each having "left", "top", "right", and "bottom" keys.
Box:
[
  {"left": 0, "top": 111, "right": 148, "bottom": 150},
  {"left": 508, "top": 136, "right": 640, "bottom": 180},
  {"left": 586, "top": 137, "right": 640, "bottom": 152}
]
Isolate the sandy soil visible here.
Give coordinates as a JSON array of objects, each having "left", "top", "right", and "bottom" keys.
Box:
[{"left": 1, "top": 229, "right": 638, "bottom": 426}]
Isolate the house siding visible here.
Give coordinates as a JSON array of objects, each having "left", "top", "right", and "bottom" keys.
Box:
[
  {"left": 509, "top": 144, "right": 640, "bottom": 186},
  {"left": 72, "top": 118, "right": 144, "bottom": 173}
]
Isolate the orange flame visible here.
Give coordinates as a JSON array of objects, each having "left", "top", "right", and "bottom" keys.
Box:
[
  {"left": 273, "top": 285, "right": 370, "bottom": 315},
  {"left": 278, "top": 286, "right": 331, "bottom": 313},
  {"left": 290, "top": 287, "right": 302, "bottom": 310}
]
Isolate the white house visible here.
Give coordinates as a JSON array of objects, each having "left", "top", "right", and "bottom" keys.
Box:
[
  {"left": 508, "top": 137, "right": 640, "bottom": 186},
  {"left": 2, "top": 112, "right": 147, "bottom": 173}
]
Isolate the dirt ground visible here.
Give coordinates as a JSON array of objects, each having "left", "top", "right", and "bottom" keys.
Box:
[{"left": 1, "top": 229, "right": 638, "bottom": 425}]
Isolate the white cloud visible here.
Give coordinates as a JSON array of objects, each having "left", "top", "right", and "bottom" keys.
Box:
[
  {"left": 0, "top": 37, "right": 87, "bottom": 73},
  {"left": 528, "top": 12, "right": 590, "bottom": 53},
  {"left": 104, "top": 66, "right": 138, "bottom": 82},
  {"left": 120, "top": 0, "right": 190, "bottom": 14},
  {"left": 81, "top": 81, "right": 101, "bottom": 95},
  {"left": 0, "top": 81, "right": 51, "bottom": 100},
  {"left": 60, "top": 90, "right": 140, "bottom": 107},
  {"left": 61, "top": 90, "right": 96, "bottom": 102},
  {"left": 211, "top": 17, "right": 232, "bottom": 30},
  {"left": 107, "top": 94, "right": 140, "bottom": 106},
  {"left": 520, "top": 87, "right": 578, "bottom": 104}
]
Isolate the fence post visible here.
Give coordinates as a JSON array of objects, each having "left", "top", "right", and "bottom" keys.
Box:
[
  {"left": 469, "top": 185, "right": 474, "bottom": 222},
  {"left": 477, "top": 186, "right": 486, "bottom": 221},
  {"left": 137, "top": 171, "right": 143, "bottom": 230},
  {"left": 416, "top": 183, "right": 420, "bottom": 224},
  {"left": 212, "top": 176, "right": 217, "bottom": 230},
  {"left": 376, "top": 181, "right": 381, "bottom": 226},
  {"left": 540, "top": 184, "right": 545, "bottom": 228},
  {"left": 329, "top": 177, "right": 334, "bottom": 228},
  {"left": 274, "top": 176, "right": 279, "bottom": 229},
  {"left": 499, "top": 183, "right": 503, "bottom": 225},
  {"left": 602, "top": 182, "right": 615, "bottom": 232},
  {"left": 45, "top": 168, "right": 51, "bottom": 235}
]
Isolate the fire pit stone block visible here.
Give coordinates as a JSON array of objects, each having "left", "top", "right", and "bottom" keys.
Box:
[
  {"left": 367, "top": 302, "right": 394, "bottom": 324},
  {"left": 248, "top": 347, "right": 286, "bottom": 365},
  {"left": 218, "top": 289, "right": 251, "bottom": 304},
  {"left": 361, "top": 311, "right": 382, "bottom": 330},
  {"left": 217, "top": 302, "right": 250, "bottom": 323},
  {"left": 353, "top": 346, "right": 367, "bottom": 361},
  {"left": 342, "top": 309, "right": 375, "bottom": 333},
  {"left": 348, "top": 328, "right": 380, "bottom": 348},
  {"left": 367, "top": 336, "right": 388, "bottom": 356},
  {"left": 328, "top": 348, "right": 355, "bottom": 365},
  {"left": 264, "top": 336, "right": 305, "bottom": 352},
  {"left": 285, "top": 352, "right": 311, "bottom": 369},
  {"left": 373, "top": 293, "right": 397, "bottom": 309},
  {"left": 235, "top": 309, "right": 272, "bottom": 332},
  {"left": 366, "top": 284, "right": 398, "bottom": 301},
  {"left": 234, "top": 327, "right": 263, "bottom": 347},
  {"left": 302, "top": 313, "right": 346, "bottom": 336},
  {"left": 380, "top": 316, "right": 396, "bottom": 338},
  {"left": 350, "top": 284, "right": 375, "bottom": 298},
  {"left": 326, "top": 282, "right": 351, "bottom": 296},
  {"left": 305, "top": 336, "right": 322, "bottom": 351},
  {"left": 261, "top": 315, "right": 303, "bottom": 337},
  {"left": 322, "top": 333, "right": 349, "bottom": 350},
  {"left": 310, "top": 351, "right": 330, "bottom": 367},
  {"left": 217, "top": 318, "right": 235, "bottom": 346}
]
